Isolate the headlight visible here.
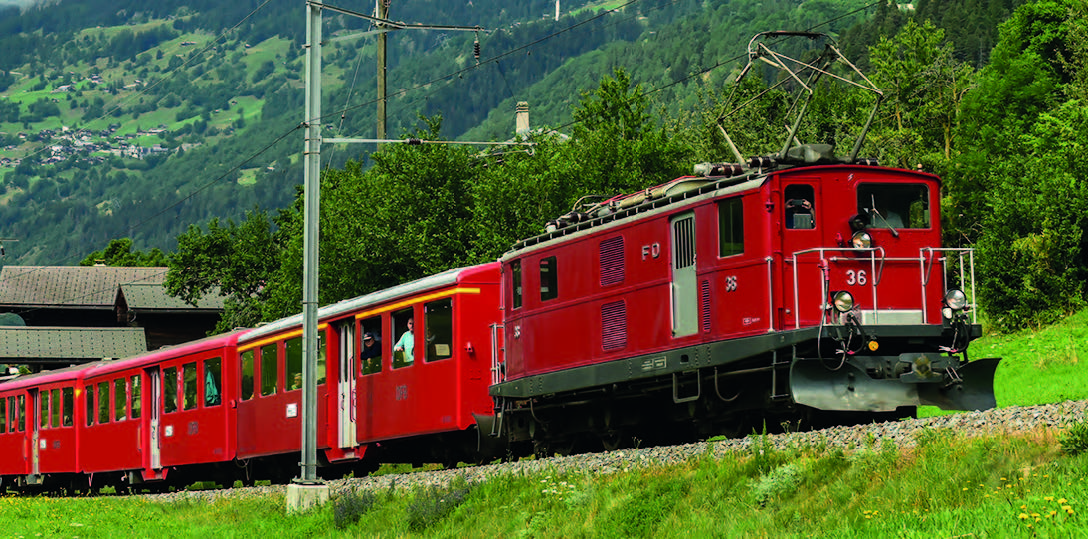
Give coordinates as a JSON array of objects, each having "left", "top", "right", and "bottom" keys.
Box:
[
  {"left": 851, "top": 231, "right": 872, "bottom": 249},
  {"left": 832, "top": 291, "right": 854, "bottom": 313},
  {"left": 944, "top": 289, "right": 968, "bottom": 311}
]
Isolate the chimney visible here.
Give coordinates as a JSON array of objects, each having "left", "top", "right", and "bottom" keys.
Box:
[{"left": 515, "top": 101, "right": 530, "bottom": 138}]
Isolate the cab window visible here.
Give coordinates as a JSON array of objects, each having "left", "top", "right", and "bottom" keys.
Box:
[
  {"left": 718, "top": 197, "right": 744, "bottom": 257},
  {"left": 540, "top": 257, "right": 558, "bottom": 301},
  {"left": 511, "top": 261, "right": 523, "bottom": 309},
  {"left": 784, "top": 184, "right": 815, "bottom": 230},
  {"left": 857, "top": 183, "right": 930, "bottom": 229}
]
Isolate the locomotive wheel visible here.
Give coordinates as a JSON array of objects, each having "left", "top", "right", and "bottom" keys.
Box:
[{"left": 600, "top": 431, "right": 627, "bottom": 452}]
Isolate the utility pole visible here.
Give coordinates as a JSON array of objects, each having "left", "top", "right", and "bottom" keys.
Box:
[
  {"left": 376, "top": 0, "right": 389, "bottom": 143},
  {"left": 287, "top": 0, "right": 483, "bottom": 515},
  {"left": 286, "top": 0, "right": 328, "bottom": 514}
]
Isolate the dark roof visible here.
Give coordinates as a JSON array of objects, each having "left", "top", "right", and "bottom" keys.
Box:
[
  {"left": 0, "top": 326, "right": 147, "bottom": 361},
  {"left": 0, "top": 266, "right": 168, "bottom": 308},
  {"left": 117, "top": 283, "right": 226, "bottom": 311}
]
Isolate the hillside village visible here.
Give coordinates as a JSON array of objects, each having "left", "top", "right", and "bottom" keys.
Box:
[{"left": 0, "top": 123, "right": 194, "bottom": 169}]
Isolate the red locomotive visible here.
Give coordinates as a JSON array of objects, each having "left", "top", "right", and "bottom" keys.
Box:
[
  {"left": 489, "top": 32, "right": 999, "bottom": 452},
  {"left": 0, "top": 32, "right": 998, "bottom": 494}
]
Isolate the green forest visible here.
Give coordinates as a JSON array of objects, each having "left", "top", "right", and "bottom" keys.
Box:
[{"left": 4, "top": 0, "right": 1088, "bottom": 333}]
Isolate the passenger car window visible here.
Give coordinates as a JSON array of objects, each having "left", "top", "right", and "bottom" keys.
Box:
[
  {"left": 359, "top": 316, "right": 383, "bottom": 375},
  {"left": 241, "top": 350, "right": 255, "bottom": 401},
  {"left": 130, "top": 376, "right": 141, "bottom": 419},
  {"left": 261, "top": 344, "right": 278, "bottom": 396},
  {"left": 182, "top": 362, "right": 198, "bottom": 411},
  {"left": 286, "top": 338, "right": 303, "bottom": 391},
  {"left": 85, "top": 388, "right": 94, "bottom": 426},
  {"left": 204, "top": 358, "right": 222, "bottom": 406},
  {"left": 114, "top": 379, "right": 127, "bottom": 421},
  {"left": 62, "top": 387, "right": 73, "bottom": 427},
  {"left": 163, "top": 367, "right": 178, "bottom": 414},
  {"left": 392, "top": 308, "right": 415, "bottom": 369},
  {"left": 97, "top": 382, "right": 110, "bottom": 423},
  {"left": 424, "top": 298, "right": 453, "bottom": 362}
]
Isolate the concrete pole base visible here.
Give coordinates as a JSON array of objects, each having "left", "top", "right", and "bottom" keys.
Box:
[{"left": 286, "top": 482, "right": 330, "bottom": 514}]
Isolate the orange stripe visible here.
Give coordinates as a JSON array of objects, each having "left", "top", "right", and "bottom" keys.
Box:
[
  {"left": 240, "top": 323, "right": 328, "bottom": 352},
  {"left": 352, "top": 286, "right": 481, "bottom": 320}
]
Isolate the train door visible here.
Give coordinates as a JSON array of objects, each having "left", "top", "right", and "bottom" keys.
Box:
[
  {"left": 147, "top": 368, "right": 162, "bottom": 470},
  {"left": 336, "top": 320, "right": 357, "bottom": 449},
  {"left": 670, "top": 211, "right": 698, "bottom": 337},
  {"left": 29, "top": 389, "right": 40, "bottom": 479},
  {"left": 781, "top": 182, "right": 821, "bottom": 327}
]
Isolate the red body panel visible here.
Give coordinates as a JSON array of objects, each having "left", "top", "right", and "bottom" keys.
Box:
[{"left": 502, "top": 165, "right": 947, "bottom": 383}]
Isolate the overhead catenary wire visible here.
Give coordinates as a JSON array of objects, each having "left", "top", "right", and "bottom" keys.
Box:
[{"left": 0, "top": 0, "right": 883, "bottom": 304}]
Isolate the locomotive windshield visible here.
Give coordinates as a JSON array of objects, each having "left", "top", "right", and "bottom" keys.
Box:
[{"left": 857, "top": 184, "right": 930, "bottom": 229}]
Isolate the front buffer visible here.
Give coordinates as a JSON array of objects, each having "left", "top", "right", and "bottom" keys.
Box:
[{"left": 789, "top": 353, "right": 1000, "bottom": 412}]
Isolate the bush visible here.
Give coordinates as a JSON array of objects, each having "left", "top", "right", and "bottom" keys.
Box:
[
  {"left": 1059, "top": 421, "right": 1088, "bottom": 456},
  {"left": 405, "top": 484, "right": 471, "bottom": 531},
  {"left": 333, "top": 490, "right": 377, "bottom": 530}
]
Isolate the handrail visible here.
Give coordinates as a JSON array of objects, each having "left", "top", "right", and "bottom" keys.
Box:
[
  {"left": 788, "top": 246, "right": 885, "bottom": 329},
  {"left": 921, "top": 248, "right": 977, "bottom": 324},
  {"left": 489, "top": 323, "right": 505, "bottom": 385}
]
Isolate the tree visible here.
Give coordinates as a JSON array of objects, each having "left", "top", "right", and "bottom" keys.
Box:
[
  {"left": 80, "top": 238, "right": 167, "bottom": 267},
  {"left": 966, "top": 0, "right": 1088, "bottom": 329},
  {"left": 165, "top": 211, "right": 281, "bottom": 332}
]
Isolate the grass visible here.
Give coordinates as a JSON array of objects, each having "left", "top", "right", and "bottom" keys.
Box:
[
  {"left": 918, "top": 308, "right": 1088, "bottom": 418},
  {"left": 2, "top": 429, "right": 1086, "bottom": 537}
]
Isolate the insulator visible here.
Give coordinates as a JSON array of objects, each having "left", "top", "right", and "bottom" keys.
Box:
[{"left": 473, "top": 35, "right": 480, "bottom": 65}]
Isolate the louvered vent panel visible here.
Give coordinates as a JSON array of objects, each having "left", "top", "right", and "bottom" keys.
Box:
[
  {"left": 601, "top": 301, "right": 628, "bottom": 351},
  {"left": 599, "top": 237, "right": 625, "bottom": 286},
  {"left": 672, "top": 217, "right": 695, "bottom": 268},
  {"left": 700, "top": 279, "right": 711, "bottom": 333}
]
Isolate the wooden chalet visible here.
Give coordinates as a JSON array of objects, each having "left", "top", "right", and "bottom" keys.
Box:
[{"left": 0, "top": 266, "right": 226, "bottom": 368}]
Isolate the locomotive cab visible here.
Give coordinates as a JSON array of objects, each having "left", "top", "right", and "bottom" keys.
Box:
[{"left": 775, "top": 162, "right": 998, "bottom": 413}]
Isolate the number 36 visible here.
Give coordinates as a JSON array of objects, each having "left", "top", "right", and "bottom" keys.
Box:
[{"left": 845, "top": 269, "right": 867, "bottom": 286}]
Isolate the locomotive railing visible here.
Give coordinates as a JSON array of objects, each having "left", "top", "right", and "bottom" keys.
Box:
[
  {"left": 789, "top": 246, "right": 885, "bottom": 330},
  {"left": 490, "top": 323, "right": 505, "bottom": 385},
  {"left": 786, "top": 247, "right": 979, "bottom": 328},
  {"left": 921, "top": 248, "right": 978, "bottom": 325}
]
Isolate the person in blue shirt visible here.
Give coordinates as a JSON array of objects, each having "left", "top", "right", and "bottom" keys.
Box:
[{"left": 393, "top": 318, "right": 415, "bottom": 365}]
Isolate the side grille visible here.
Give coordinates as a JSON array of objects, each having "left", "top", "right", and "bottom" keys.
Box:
[
  {"left": 601, "top": 300, "right": 627, "bottom": 351},
  {"left": 599, "top": 236, "right": 625, "bottom": 286}
]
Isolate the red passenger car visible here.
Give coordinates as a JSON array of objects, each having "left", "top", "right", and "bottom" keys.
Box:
[
  {"left": 234, "top": 262, "right": 503, "bottom": 477},
  {"left": 80, "top": 330, "right": 247, "bottom": 491},
  {"left": 0, "top": 366, "right": 83, "bottom": 493}
]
